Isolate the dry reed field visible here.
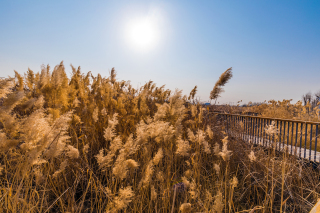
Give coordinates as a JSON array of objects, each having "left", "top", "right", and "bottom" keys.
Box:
[{"left": 0, "top": 62, "right": 320, "bottom": 212}]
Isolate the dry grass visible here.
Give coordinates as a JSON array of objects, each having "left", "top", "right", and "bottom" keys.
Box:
[{"left": 0, "top": 62, "right": 319, "bottom": 212}]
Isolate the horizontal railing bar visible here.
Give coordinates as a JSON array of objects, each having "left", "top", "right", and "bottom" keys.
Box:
[{"left": 210, "top": 112, "right": 320, "bottom": 125}]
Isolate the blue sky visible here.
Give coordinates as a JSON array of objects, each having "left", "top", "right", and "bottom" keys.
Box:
[{"left": 1, "top": 0, "right": 319, "bottom": 104}]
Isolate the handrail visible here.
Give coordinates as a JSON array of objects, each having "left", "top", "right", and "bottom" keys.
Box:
[{"left": 210, "top": 112, "right": 320, "bottom": 125}]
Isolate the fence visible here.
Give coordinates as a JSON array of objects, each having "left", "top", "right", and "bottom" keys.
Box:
[{"left": 212, "top": 113, "right": 320, "bottom": 162}]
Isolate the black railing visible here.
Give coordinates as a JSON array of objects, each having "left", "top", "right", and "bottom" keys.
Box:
[{"left": 212, "top": 113, "right": 320, "bottom": 162}]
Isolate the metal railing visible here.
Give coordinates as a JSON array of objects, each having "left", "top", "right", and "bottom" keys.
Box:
[{"left": 212, "top": 113, "right": 320, "bottom": 162}]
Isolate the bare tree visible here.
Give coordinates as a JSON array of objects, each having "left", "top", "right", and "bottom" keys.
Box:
[
  {"left": 315, "top": 91, "right": 320, "bottom": 100},
  {"left": 302, "top": 92, "right": 312, "bottom": 106},
  {"left": 302, "top": 91, "right": 320, "bottom": 113}
]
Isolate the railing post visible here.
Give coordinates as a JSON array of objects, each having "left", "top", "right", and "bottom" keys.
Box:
[
  {"left": 283, "top": 121, "right": 286, "bottom": 151},
  {"left": 314, "top": 124, "right": 318, "bottom": 162},
  {"left": 282, "top": 121, "right": 285, "bottom": 150},
  {"left": 295, "top": 123, "right": 298, "bottom": 157},
  {"left": 291, "top": 122, "right": 294, "bottom": 155},
  {"left": 252, "top": 117, "right": 255, "bottom": 144},
  {"left": 276, "top": 120, "right": 279, "bottom": 151},
  {"left": 261, "top": 119, "right": 266, "bottom": 146},
  {"left": 246, "top": 117, "right": 249, "bottom": 142},
  {"left": 257, "top": 118, "right": 260, "bottom": 145},
  {"left": 270, "top": 119, "right": 272, "bottom": 148},
  {"left": 299, "top": 123, "right": 303, "bottom": 158},
  {"left": 255, "top": 117, "right": 258, "bottom": 144},
  {"left": 304, "top": 123, "right": 308, "bottom": 159},
  {"left": 287, "top": 121, "right": 290, "bottom": 148},
  {"left": 227, "top": 114, "right": 229, "bottom": 133},
  {"left": 309, "top": 124, "right": 313, "bottom": 161},
  {"left": 251, "top": 117, "right": 253, "bottom": 144},
  {"left": 244, "top": 117, "right": 246, "bottom": 141}
]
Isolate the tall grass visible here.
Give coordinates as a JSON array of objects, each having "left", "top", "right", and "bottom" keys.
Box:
[
  {"left": 0, "top": 62, "right": 319, "bottom": 212},
  {"left": 244, "top": 99, "right": 320, "bottom": 122}
]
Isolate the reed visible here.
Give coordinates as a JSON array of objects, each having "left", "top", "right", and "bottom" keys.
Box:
[{"left": 0, "top": 62, "right": 319, "bottom": 212}]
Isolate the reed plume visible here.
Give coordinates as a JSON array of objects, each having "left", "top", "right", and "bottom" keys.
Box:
[
  {"left": 180, "top": 203, "right": 192, "bottom": 213},
  {"left": 188, "top": 85, "right": 197, "bottom": 101},
  {"left": 210, "top": 67, "right": 233, "bottom": 101}
]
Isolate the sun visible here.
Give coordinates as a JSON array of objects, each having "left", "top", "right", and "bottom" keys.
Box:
[{"left": 125, "top": 16, "right": 160, "bottom": 51}]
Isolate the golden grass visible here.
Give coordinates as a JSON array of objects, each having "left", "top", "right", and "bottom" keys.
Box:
[{"left": 0, "top": 62, "right": 319, "bottom": 212}]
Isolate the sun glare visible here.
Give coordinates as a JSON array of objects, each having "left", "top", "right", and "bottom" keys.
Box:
[{"left": 125, "top": 15, "right": 161, "bottom": 51}]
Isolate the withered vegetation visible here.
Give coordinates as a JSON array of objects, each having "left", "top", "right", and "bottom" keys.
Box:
[{"left": 0, "top": 62, "right": 319, "bottom": 212}]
